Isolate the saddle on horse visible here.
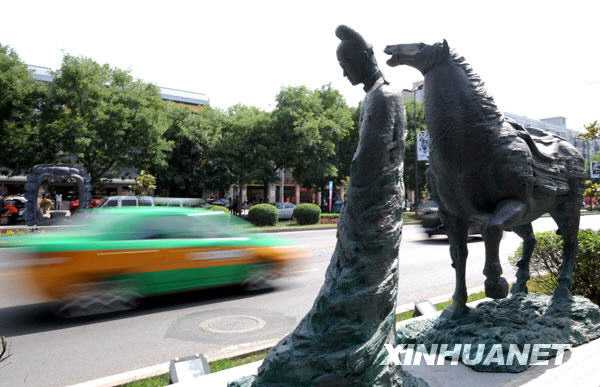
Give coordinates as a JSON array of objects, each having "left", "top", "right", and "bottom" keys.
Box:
[{"left": 507, "top": 119, "right": 585, "bottom": 195}]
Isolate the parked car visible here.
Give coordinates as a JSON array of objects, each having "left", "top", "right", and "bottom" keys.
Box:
[
  {"left": 208, "top": 197, "right": 230, "bottom": 207},
  {"left": 100, "top": 195, "right": 154, "bottom": 207},
  {"left": 276, "top": 202, "right": 296, "bottom": 220},
  {"left": 154, "top": 197, "right": 206, "bottom": 208},
  {"left": 415, "top": 199, "right": 482, "bottom": 238},
  {"left": 8, "top": 207, "right": 307, "bottom": 316}
]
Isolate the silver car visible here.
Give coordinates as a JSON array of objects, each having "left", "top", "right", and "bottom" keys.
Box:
[{"left": 276, "top": 202, "right": 296, "bottom": 220}]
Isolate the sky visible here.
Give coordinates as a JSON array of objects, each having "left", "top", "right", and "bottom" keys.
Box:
[{"left": 2, "top": 1, "right": 599, "bottom": 130}]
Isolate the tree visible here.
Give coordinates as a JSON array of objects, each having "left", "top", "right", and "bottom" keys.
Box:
[
  {"left": 156, "top": 104, "right": 225, "bottom": 197},
  {"left": 216, "top": 105, "right": 275, "bottom": 207},
  {"left": 404, "top": 100, "right": 428, "bottom": 199},
  {"left": 335, "top": 103, "right": 360, "bottom": 182},
  {"left": 271, "top": 85, "right": 353, "bottom": 191},
  {"left": 583, "top": 180, "right": 599, "bottom": 210},
  {"left": 133, "top": 170, "right": 156, "bottom": 195},
  {"left": 0, "top": 44, "right": 47, "bottom": 172},
  {"left": 579, "top": 120, "right": 600, "bottom": 141},
  {"left": 43, "top": 55, "right": 171, "bottom": 185}
]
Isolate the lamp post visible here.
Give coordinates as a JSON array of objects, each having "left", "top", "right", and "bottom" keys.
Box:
[{"left": 413, "top": 84, "right": 423, "bottom": 208}]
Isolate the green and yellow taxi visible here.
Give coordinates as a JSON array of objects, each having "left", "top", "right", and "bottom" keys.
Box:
[{"left": 9, "top": 207, "right": 306, "bottom": 316}]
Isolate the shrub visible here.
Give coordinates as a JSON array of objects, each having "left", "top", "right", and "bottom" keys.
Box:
[
  {"left": 207, "top": 205, "right": 229, "bottom": 213},
  {"left": 248, "top": 204, "right": 277, "bottom": 226},
  {"left": 293, "top": 203, "right": 321, "bottom": 225},
  {"left": 511, "top": 229, "right": 600, "bottom": 304}
]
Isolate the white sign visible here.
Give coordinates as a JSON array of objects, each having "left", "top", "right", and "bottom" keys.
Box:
[
  {"left": 417, "top": 131, "right": 430, "bottom": 161},
  {"left": 592, "top": 161, "right": 600, "bottom": 179}
]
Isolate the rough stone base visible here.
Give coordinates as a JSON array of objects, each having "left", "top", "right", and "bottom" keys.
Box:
[{"left": 397, "top": 293, "right": 600, "bottom": 373}]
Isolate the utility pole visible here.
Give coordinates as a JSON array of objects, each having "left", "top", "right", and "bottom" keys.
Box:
[
  {"left": 413, "top": 86, "right": 420, "bottom": 208},
  {"left": 279, "top": 167, "right": 285, "bottom": 203}
]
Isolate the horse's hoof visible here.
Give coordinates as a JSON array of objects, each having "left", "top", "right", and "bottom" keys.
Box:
[
  {"left": 485, "top": 277, "right": 509, "bottom": 299},
  {"left": 441, "top": 303, "right": 471, "bottom": 320},
  {"left": 510, "top": 281, "right": 529, "bottom": 295}
]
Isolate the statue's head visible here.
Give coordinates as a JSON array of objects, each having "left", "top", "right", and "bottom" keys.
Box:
[
  {"left": 335, "top": 25, "right": 383, "bottom": 88},
  {"left": 384, "top": 40, "right": 450, "bottom": 74}
]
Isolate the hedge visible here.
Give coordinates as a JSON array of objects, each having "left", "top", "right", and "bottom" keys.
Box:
[
  {"left": 510, "top": 229, "right": 600, "bottom": 304},
  {"left": 248, "top": 204, "right": 277, "bottom": 226},
  {"left": 293, "top": 204, "right": 321, "bottom": 225}
]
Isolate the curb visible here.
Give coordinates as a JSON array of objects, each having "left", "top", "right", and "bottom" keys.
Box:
[
  {"left": 71, "top": 287, "right": 486, "bottom": 387},
  {"left": 66, "top": 339, "right": 281, "bottom": 387}
]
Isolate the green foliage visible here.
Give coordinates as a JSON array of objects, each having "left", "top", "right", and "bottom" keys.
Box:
[
  {"left": 247, "top": 203, "right": 277, "bottom": 226},
  {"left": 0, "top": 44, "right": 47, "bottom": 171},
  {"left": 511, "top": 230, "right": 600, "bottom": 304},
  {"left": 157, "top": 104, "right": 225, "bottom": 196},
  {"left": 583, "top": 180, "right": 600, "bottom": 210},
  {"left": 122, "top": 373, "right": 169, "bottom": 387},
  {"left": 43, "top": 55, "right": 171, "bottom": 183},
  {"left": 133, "top": 170, "right": 156, "bottom": 195},
  {"left": 579, "top": 120, "right": 600, "bottom": 141},
  {"left": 293, "top": 203, "right": 321, "bottom": 225},
  {"left": 271, "top": 85, "right": 354, "bottom": 189},
  {"left": 211, "top": 105, "right": 276, "bottom": 204},
  {"left": 0, "top": 43, "right": 362, "bottom": 199}
]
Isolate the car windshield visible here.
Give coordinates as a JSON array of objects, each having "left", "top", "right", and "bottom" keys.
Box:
[{"left": 77, "top": 209, "right": 251, "bottom": 240}]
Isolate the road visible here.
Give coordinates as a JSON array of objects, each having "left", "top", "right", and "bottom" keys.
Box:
[{"left": 0, "top": 215, "right": 598, "bottom": 386}]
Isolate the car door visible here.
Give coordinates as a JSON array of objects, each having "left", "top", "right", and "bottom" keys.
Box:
[{"left": 156, "top": 214, "right": 255, "bottom": 292}]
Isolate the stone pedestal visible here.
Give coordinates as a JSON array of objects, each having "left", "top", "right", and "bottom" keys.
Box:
[{"left": 397, "top": 293, "right": 600, "bottom": 373}]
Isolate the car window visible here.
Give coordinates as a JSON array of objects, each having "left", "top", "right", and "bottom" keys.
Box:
[
  {"left": 121, "top": 199, "right": 137, "bottom": 206},
  {"left": 137, "top": 214, "right": 232, "bottom": 239},
  {"left": 104, "top": 199, "right": 118, "bottom": 207},
  {"left": 138, "top": 198, "right": 153, "bottom": 206}
]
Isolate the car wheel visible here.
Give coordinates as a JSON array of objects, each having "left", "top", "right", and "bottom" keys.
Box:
[
  {"left": 58, "top": 280, "right": 140, "bottom": 318},
  {"left": 244, "top": 264, "right": 275, "bottom": 291}
]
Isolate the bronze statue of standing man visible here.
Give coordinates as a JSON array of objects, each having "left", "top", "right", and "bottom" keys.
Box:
[{"left": 230, "top": 25, "right": 426, "bottom": 387}]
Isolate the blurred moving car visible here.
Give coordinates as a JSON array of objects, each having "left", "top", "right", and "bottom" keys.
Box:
[
  {"left": 9, "top": 207, "right": 306, "bottom": 316},
  {"left": 275, "top": 202, "right": 295, "bottom": 220},
  {"left": 415, "top": 199, "right": 482, "bottom": 237}
]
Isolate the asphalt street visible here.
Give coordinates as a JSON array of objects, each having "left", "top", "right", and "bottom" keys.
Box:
[{"left": 0, "top": 215, "right": 598, "bottom": 386}]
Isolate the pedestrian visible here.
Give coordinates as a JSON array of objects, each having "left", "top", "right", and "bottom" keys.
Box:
[
  {"left": 55, "top": 193, "right": 62, "bottom": 211},
  {"left": 39, "top": 194, "right": 54, "bottom": 218}
]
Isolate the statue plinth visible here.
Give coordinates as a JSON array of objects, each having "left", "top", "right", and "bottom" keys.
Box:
[{"left": 397, "top": 293, "right": 600, "bottom": 373}]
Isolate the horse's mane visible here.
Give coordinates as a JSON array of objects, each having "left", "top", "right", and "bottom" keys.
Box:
[{"left": 449, "top": 51, "right": 504, "bottom": 126}]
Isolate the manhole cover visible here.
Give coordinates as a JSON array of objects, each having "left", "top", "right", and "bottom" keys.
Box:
[{"left": 199, "top": 315, "right": 267, "bottom": 334}]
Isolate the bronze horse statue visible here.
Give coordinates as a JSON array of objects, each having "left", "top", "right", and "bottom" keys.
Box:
[{"left": 384, "top": 40, "right": 585, "bottom": 318}]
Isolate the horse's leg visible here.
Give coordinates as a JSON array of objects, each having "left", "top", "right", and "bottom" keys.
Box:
[
  {"left": 440, "top": 212, "right": 470, "bottom": 319},
  {"left": 483, "top": 199, "right": 527, "bottom": 299},
  {"left": 550, "top": 197, "right": 581, "bottom": 299},
  {"left": 511, "top": 223, "right": 536, "bottom": 295}
]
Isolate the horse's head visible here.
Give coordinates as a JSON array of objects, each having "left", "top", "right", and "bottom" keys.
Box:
[{"left": 384, "top": 40, "right": 450, "bottom": 74}]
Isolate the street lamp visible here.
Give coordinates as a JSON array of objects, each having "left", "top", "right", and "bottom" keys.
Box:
[{"left": 413, "top": 84, "right": 423, "bottom": 208}]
